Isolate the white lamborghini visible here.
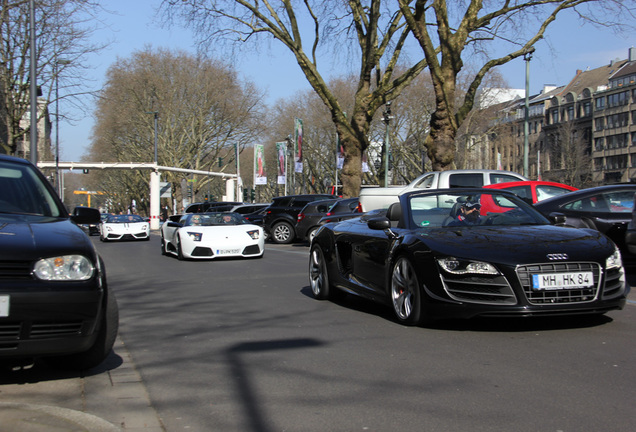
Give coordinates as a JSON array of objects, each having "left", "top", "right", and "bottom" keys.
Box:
[
  {"left": 161, "top": 212, "right": 264, "bottom": 260},
  {"left": 100, "top": 214, "right": 150, "bottom": 241}
]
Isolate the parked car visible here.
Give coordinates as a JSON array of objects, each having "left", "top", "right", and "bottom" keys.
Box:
[
  {"left": 534, "top": 184, "right": 636, "bottom": 257},
  {"left": 161, "top": 212, "right": 264, "bottom": 260},
  {"left": 358, "top": 169, "right": 528, "bottom": 212},
  {"left": 296, "top": 197, "right": 360, "bottom": 243},
  {"left": 228, "top": 203, "right": 270, "bottom": 216},
  {"left": 264, "top": 194, "right": 334, "bottom": 244},
  {"left": 0, "top": 154, "right": 119, "bottom": 369},
  {"left": 243, "top": 205, "right": 269, "bottom": 225},
  {"left": 625, "top": 195, "right": 636, "bottom": 255},
  {"left": 185, "top": 201, "right": 243, "bottom": 213},
  {"left": 295, "top": 198, "right": 341, "bottom": 243},
  {"left": 75, "top": 206, "right": 101, "bottom": 236},
  {"left": 309, "top": 188, "right": 629, "bottom": 325},
  {"left": 484, "top": 180, "right": 577, "bottom": 204},
  {"left": 99, "top": 213, "right": 150, "bottom": 241}
]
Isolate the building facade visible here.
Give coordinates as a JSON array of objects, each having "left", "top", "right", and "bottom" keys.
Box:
[{"left": 481, "top": 47, "right": 635, "bottom": 187}]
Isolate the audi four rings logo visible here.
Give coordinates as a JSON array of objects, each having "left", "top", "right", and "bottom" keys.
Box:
[{"left": 547, "top": 253, "right": 568, "bottom": 260}]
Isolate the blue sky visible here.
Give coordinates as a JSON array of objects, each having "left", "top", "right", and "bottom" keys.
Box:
[{"left": 59, "top": 1, "right": 634, "bottom": 161}]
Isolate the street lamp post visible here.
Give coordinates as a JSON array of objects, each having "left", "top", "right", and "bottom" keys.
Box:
[
  {"left": 29, "top": 0, "right": 37, "bottom": 164},
  {"left": 55, "top": 58, "right": 70, "bottom": 197},
  {"left": 523, "top": 47, "right": 535, "bottom": 178},
  {"left": 381, "top": 102, "right": 393, "bottom": 188}
]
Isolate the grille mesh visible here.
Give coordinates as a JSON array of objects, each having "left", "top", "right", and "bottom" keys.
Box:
[
  {"left": 516, "top": 262, "right": 601, "bottom": 304},
  {"left": 0, "top": 261, "right": 32, "bottom": 280}
]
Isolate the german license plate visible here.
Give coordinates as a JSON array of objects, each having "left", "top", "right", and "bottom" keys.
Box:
[
  {"left": 0, "top": 296, "right": 9, "bottom": 317},
  {"left": 216, "top": 249, "right": 240, "bottom": 255},
  {"left": 532, "top": 272, "right": 593, "bottom": 290}
]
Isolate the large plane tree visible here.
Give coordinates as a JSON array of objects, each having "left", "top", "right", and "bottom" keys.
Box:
[
  {"left": 398, "top": 0, "right": 634, "bottom": 172},
  {"left": 166, "top": 0, "right": 634, "bottom": 196}
]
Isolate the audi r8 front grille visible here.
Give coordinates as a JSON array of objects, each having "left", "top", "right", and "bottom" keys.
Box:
[
  {"left": 440, "top": 274, "right": 517, "bottom": 304},
  {"left": 0, "top": 261, "right": 32, "bottom": 280},
  {"left": 602, "top": 267, "right": 624, "bottom": 299},
  {"left": 516, "top": 262, "right": 601, "bottom": 305}
]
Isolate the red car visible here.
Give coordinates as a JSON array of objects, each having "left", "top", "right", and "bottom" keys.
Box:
[{"left": 484, "top": 180, "right": 577, "bottom": 205}]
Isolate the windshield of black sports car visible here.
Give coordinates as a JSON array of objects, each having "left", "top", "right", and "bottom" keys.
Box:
[
  {"left": 408, "top": 191, "right": 550, "bottom": 228},
  {"left": 0, "top": 161, "right": 63, "bottom": 217},
  {"left": 181, "top": 212, "right": 247, "bottom": 227}
]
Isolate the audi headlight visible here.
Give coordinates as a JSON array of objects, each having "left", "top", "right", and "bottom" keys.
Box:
[
  {"left": 606, "top": 248, "right": 623, "bottom": 270},
  {"left": 437, "top": 257, "right": 500, "bottom": 275},
  {"left": 247, "top": 230, "right": 260, "bottom": 240},
  {"left": 187, "top": 231, "right": 202, "bottom": 242},
  {"left": 33, "top": 255, "right": 95, "bottom": 281}
]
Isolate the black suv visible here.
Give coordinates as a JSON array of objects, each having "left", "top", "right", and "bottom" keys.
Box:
[{"left": 264, "top": 194, "right": 334, "bottom": 244}]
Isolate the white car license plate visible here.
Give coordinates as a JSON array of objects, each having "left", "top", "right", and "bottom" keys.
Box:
[
  {"left": 216, "top": 249, "right": 240, "bottom": 255},
  {"left": 532, "top": 272, "right": 593, "bottom": 290},
  {"left": 0, "top": 296, "right": 9, "bottom": 317}
]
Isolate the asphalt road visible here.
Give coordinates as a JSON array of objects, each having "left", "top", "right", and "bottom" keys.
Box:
[
  {"left": 1, "top": 233, "right": 635, "bottom": 431},
  {"left": 92, "top": 234, "right": 636, "bottom": 432}
]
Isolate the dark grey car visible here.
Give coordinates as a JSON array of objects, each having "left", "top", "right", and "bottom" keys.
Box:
[{"left": 296, "top": 198, "right": 360, "bottom": 243}]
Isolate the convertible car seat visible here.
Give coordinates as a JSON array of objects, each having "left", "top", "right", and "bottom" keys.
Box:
[{"left": 387, "top": 202, "right": 402, "bottom": 228}]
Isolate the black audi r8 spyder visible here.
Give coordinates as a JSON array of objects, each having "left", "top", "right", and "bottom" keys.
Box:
[
  {"left": 308, "top": 188, "right": 629, "bottom": 325},
  {"left": 0, "top": 154, "right": 118, "bottom": 369}
]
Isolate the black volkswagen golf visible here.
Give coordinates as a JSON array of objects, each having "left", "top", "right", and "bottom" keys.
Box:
[{"left": 0, "top": 154, "right": 118, "bottom": 369}]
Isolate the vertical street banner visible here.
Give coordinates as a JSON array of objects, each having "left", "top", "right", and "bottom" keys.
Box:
[
  {"left": 294, "top": 118, "right": 303, "bottom": 173},
  {"left": 254, "top": 144, "right": 267, "bottom": 185},
  {"left": 276, "top": 141, "right": 287, "bottom": 184}
]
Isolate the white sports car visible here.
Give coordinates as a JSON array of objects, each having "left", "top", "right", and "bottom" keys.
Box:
[
  {"left": 161, "top": 212, "right": 264, "bottom": 260},
  {"left": 100, "top": 214, "right": 150, "bottom": 241}
]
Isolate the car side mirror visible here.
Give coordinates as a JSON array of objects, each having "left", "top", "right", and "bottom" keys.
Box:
[
  {"left": 548, "top": 212, "right": 567, "bottom": 225},
  {"left": 71, "top": 207, "right": 101, "bottom": 224},
  {"left": 368, "top": 217, "right": 391, "bottom": 231}
]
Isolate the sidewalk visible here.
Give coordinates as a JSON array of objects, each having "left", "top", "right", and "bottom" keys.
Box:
[{"left": 0, "top": 337, "right": 164, "bottom": 431}]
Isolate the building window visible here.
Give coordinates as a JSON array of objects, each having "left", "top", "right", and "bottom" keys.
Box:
[
  {"left": 608, "top": 91, "right": 629, "bottom": 108},
  {"left": 594, "top": 158, "right": 603, "bottom": 171},
  {"left": 607, "top": 134, "right": 629, "bottom": 149},
  {"left": 607, "top": 112, "right": 629, "bottom": 129},
  {"left": 583, "top": 102, "right": 592, "bottom": 117},
  {"left": 551, "top": 109, "right": 559, "bottom": 124},
  {"left": 606, "top": 155, "right": 628, "bottom": 170},
  {"left": 567, "top": 106, "right": 574, "bottom": 121},
  {"left": 595, "top": 118, "right": 604, "bottom": 131},
  {"left": 595, "top": 97, "right": 605, "bottom": 110},
  {"left": 632, "top": 132, "right": 636, "bottom": 146}
]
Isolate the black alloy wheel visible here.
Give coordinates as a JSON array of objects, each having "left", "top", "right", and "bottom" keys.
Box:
[
  {"left": 309, "top": 244, "right": 331, "bottom": 299},
  {"left": 390, "top": 257, "right": 422, "bottom": 325}
]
